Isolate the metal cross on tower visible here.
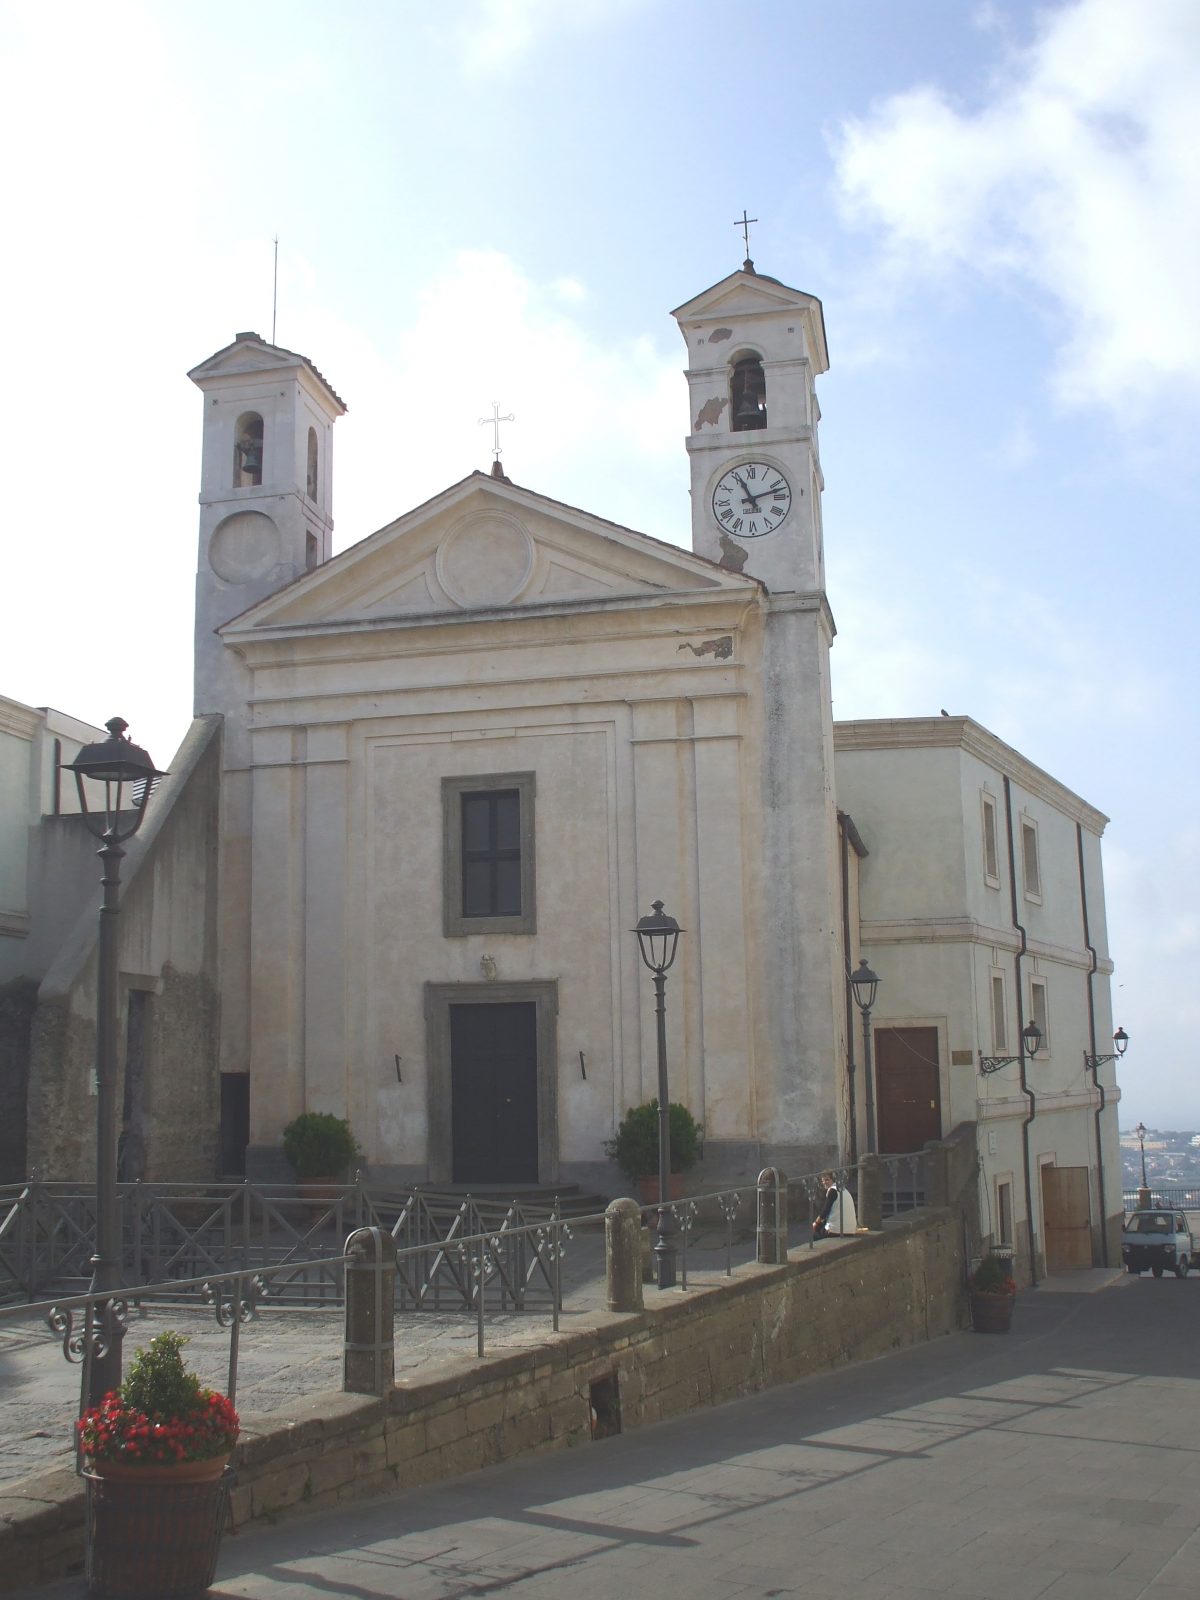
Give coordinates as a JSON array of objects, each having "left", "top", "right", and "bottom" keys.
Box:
[
  {"left": 479, "top": 401, "right": 515, "bottom": 463},
  {"left": 733, "top": 209, "right": 758, "bottom": 268}
]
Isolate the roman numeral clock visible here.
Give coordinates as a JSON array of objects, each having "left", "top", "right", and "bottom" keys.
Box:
[{"left": 711, "top": 461, "right": 792, "bottom": 538}]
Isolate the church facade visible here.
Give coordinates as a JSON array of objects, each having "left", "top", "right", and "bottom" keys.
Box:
[
  {"left": 190, "top": 267, "right": 847, "bottom": 1190},
  {"left": 16, "top": 258, "right": 1125, "bottom": 1277}
]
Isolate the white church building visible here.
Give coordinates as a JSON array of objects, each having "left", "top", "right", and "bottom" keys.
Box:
[{"left": 16, "top": 259, "right": 1127, "bottom": 1277}]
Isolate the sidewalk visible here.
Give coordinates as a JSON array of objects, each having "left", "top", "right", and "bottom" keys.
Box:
[{"left": 38, "top": 1267, "right": 1198, "bottom": 1600}]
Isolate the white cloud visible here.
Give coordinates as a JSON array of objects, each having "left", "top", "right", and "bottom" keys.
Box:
[
  {"left": 455, "top": 0, "right": 646, "bottom": 77},
  {"left": 321, "top": 249, "right": 682, "bottom": 546},
  {"left": 831, "top": 0, "right": 1200, "bottom": 416}
]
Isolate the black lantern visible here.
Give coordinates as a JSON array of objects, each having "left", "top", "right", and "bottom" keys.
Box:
[{"left": 634, "top": 900, "right": 682, "bottom": 976}]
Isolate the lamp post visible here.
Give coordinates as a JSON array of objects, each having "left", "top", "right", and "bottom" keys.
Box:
[
  {"left": 849, "top": 959, "right": 880, "bottom": 1154},
  {"left": 1135, "top": 1120, "right": 1148, "bottom": 1190},
  {"left": 633, "top": 900, "right": 683, "bottom": 1290},
  {"left": 1082, "top": 1028, "right": 1129, "bottom": 1269},
  {"left": 65, "top": 718, "right": 164, "bottom": 1407}
]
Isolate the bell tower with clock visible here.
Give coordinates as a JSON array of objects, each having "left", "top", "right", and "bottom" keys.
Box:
[
  {"left": 671, "top": 262, "right": 829, "bottom": 595},
  {"left": 673, "top": 260, "right": 845, "bottom": 1172}
]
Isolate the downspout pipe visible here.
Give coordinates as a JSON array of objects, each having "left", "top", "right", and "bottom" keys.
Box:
[
  {"left": 1004, "top": 776, "right": 1038, "bottom": 1286},
  {"left": 1077, "top": 822, "right": 1108, "bottom": 1266},
  {"left": 838, "top": 811, "right": 859, "bottom": 1165}
]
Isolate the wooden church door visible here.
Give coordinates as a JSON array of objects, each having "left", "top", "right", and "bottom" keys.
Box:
[{"left": 449, "top": 1002, "right": 539, "bottom": 1184}]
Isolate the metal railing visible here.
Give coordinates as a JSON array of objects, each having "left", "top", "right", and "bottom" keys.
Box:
[
  {"left": 880, "top": 1152, "right": 926, "bottom": 1215},
  {"left": 1122, "top": 1187, "right": 1200, "bottom": 1212},
  {"left": 0, "top": 1179, "right": 575, "bottom": 1307},
  {"left": 1, "top": 1150, "right": 932, "bottom": 1315}
]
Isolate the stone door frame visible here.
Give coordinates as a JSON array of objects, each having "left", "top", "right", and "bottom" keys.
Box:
[{"left": 424, "top": 980, "right": 559, "bottom": 1185}]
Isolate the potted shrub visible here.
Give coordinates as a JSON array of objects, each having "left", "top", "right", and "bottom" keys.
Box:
[
  {"left": 77, "top": 1331, "right": 239, "bottom": 1596},
  {"left": 969, "top": 1250, "right": 1017, "bottom": 1333},
  {"left": 282, "top": 1111, "right": 362, "bottom": 1183},
  {"left": 606, "top": 1099, "right": 702, "bottom": 1204}
]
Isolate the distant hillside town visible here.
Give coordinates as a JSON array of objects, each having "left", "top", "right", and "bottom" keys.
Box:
[{"left": 1121, "top": 1127, "right": 1200, "bottom": 1198}]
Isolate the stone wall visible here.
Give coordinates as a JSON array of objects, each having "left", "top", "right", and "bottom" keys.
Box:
[
  {"left": 0, "top": 1204, "right": 967, "bottom": 1592},
  {"left": 24, "top": 717, "right": 222, "bottom": 1181}
]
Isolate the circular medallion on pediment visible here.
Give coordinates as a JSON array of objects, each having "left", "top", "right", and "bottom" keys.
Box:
[
  {"left": 435, "top": 512, "right": 535, "bottom": 608},
  {"left": 208, "top": 510, "right": 281, "bottom": 583}
]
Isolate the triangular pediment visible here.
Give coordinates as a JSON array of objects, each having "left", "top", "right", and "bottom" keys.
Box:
[
  {"left": 673, "top": 268, "right": 828, "bottom": 372},
  {"left": 222, "top": 473, "right": 757, "bottom": 636},
  {"left": 188, "top": 334, "right": 346, "bottom": 411}
]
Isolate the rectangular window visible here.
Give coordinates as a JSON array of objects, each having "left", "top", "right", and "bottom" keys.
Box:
[
  {"left": 1021, "top": 818, "right": 1042, "bottom": 901},
  {"left": 981, "top": 793, "right": 1000, "bottom": 886},
  {"left": 991, "top": 971, "right": 1008, "bottom": 1054},
  {"left": 443, "top": 772, "right": 535, "bottom": 936},
  {"left": 1029, "top": 975, "right": 1050, "bottom": 1053},
  {"left": 997, "top": 1180, "right": 1013, "bottom": 1246}
]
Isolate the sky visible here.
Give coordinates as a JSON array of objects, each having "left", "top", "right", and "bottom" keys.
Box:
[{"left": 1, "top": 0, "right": 1196, "bottom": 1126}]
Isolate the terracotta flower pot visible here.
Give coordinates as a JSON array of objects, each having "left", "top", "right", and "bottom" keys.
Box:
[
  {"left": 970, "top": 1289, "right": 1014, "bottom": 1333},
  {"left": 84, "top": 1455, "right": 234, "bottom": 1599},
  {"left": 636, "top": 1172, "right": 686, "bottom": 1206}
]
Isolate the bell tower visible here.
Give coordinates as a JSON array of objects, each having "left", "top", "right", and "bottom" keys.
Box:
[
  {"left": 187, "top": 333, "right": 346, "bottom": 716},
  {"left": 674, "top": 262, "right": 845, "bottom": 1168},
  {"left": 672, "top": 264, "right": 828, "bottom": 596}
]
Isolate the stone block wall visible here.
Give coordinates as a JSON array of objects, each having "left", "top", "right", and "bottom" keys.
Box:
[{"left": 0, "top": 1205, "right": 967, "bottom": 1592}]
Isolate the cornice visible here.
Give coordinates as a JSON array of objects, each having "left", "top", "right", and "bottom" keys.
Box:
[
  {"left": 859, "top": 917, "right": 1113, "bottom": 973},
  {"left": 834, "top": 716, "right": 1108, "bottom": 834},
  {"left": 0, "top": 696, "right": 39, "bottom": 740},
  {"left": 225, "top": 587, "right": 762, "bottom": 663}
]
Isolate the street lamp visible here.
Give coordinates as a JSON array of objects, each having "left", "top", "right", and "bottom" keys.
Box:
[
  {"left": 1135, "top": 1120, "right": 1148, "bottom": 1189},
  {"left": 1084, "top": 1027, "right": 1129, "bottom": 1071},
  {"left": 980, "top": 1019, "right": 1043, "bottom": 1075},
  {"left": 849, "top": 959, "right": 880, "bottom": 1154},
  {"left": 633, "top": 900, "right": 683, "bottom": 1290},
  {"left": 65, "top": 717, "right": 164, "bottom": 1407}
]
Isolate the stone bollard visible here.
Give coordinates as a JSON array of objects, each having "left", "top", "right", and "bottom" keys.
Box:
[
  {"left": 858, "top": 1154, "right": 883, "bottom": 1231},
  {"left": 343, "top": 1226, "right": 397, "bottom": 1395},
  {"left": 756, "top": 1167, "right": 788, "bottom": 1264},
  {"left": 606, "top": 1198, "right": 644, "bottom": 1312}
]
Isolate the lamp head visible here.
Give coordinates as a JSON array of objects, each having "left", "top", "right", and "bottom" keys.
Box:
[
  {"left": 1113, "top": 1026, "right": 1129, "bottom": 1057},
  {"left": 850, "top": 958, "right": 880, "bottom": 1013},
  {"left": 65, "top": 718, "right": 164, "bottom": 839},
  {"left": 1021, "top": 1020, "right": 1043, "bottom": 1058},
  {"left": 633, "top": 900, "right": 683, "bottom": 974}
]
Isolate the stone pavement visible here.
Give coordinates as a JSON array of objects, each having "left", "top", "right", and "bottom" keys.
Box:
[{"left": 32, "top": 1266, "right": 1198, "bottom": 1600}]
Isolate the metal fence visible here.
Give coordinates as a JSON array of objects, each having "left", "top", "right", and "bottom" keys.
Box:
[
  {"left": 0, "top": 1179, "right": 575, "bottom": 1308},
  {"left": 1122, "top": 1187, "right": 1200, "bottom": 1212},
  {"left": 1, "top": 1150, "right": 931, "bottom": 1314}
]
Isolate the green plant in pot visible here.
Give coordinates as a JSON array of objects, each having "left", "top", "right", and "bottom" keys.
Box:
[
  {"left": 282, "top": 1111, "right": 362, "bottom": 1182},
  {"left": 605, "top": 1099, "right": 701, "bottom": 1202},
  {"left": 969, "top": 1250, "right": 1017, "bottom": 1333}
]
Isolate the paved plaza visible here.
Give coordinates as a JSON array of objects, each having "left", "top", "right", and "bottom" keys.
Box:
[
  {"left": 29, "top": 1267, "right": 1197, "bottom": 1600},
  {"left": 2, "top": 1218, "right": 776, "bottom": 1486}
]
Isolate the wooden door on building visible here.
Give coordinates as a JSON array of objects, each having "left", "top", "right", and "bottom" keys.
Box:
[
  {"left": 1042, "top": 1165, "right": 1093, "bottom": 1271},
  {"left": 450, "top": 1002, "right": 539, "bottom": 1184},
  {"left": 874, "top": 1027, "right": 941, "bottom": 1154}
]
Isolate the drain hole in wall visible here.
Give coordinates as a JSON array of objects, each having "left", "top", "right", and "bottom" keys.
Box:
[{"left": 589, "top": 1373, "right": 621, "bottom": 1439}]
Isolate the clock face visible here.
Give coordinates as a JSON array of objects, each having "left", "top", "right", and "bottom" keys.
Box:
[{"left": 711, "top": 462, "right": 791, "bottom": 538}]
